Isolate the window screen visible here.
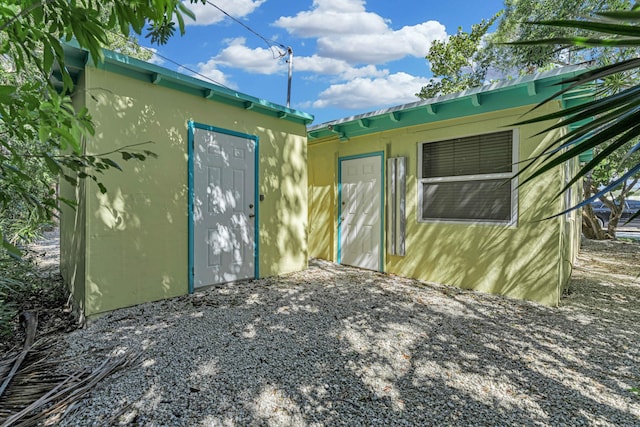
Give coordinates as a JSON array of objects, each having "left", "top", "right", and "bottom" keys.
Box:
[
  {"left": 422, "top": 131, "right": 513, "bottom": 178},
  {"left": 419, "top": 130, "right": 516, "bottom": 224}
]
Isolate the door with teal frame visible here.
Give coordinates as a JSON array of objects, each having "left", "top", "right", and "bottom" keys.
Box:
[
  {"left": 188, "top": 121, "right": 260, "bottom": 292},
  {"left": 337, "top": 152, "right": 384, "bottom": 271}
]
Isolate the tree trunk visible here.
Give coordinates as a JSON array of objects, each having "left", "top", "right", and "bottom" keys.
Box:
[
  {"left": 582, "top": 204, "right": 608, "bottom": 240},
  {"left": 582, "top": 177, "right": 608, "bottom": 240},
  {"left": 606, "top": 203, "right": 625, "bottom": 238}
]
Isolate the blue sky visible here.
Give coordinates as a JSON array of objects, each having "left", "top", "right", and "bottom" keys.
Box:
[{"left": 142, "top": 0, "right": 505, "bottom": 124}]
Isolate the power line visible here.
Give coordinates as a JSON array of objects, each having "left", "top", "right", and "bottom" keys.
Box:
[
  {"left": 200, "top": 1, "right": 295, "bottom": 105},
  {"left": 106, "top": 31, "right": 233, "bottom": 90},
  {"left": 204, "top": 0, "right": 288, "bottom": 59},
  {"left": 106, "top": 1, "right": 297, "bottom": 99},
  {"left": 145, "top": 47, "right": 234, "bottom": 89}
]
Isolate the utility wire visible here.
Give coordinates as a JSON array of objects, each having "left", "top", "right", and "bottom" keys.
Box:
[
  {"left": 204, "top": 0, "right": 288, "bottom": 59},
  {"left": 106, "top": 31, "right": 233, "bottom": 90},
  {"left": 106, "top": 0, "right": 296, "bottom": 92},
  {"left": 201, "top": 1, "right": 294, "bottom": 105}
]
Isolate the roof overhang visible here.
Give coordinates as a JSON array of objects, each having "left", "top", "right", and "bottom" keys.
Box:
[
  {"left": 307, "top": 65, "right": 592, "bottom": 143},
  {"left": 53, "top": 43, "right": 314, "bottom": 126}
]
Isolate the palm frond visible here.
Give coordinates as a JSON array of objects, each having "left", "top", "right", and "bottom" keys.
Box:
[
  {"left": 509, "top": 37, "right": 640, "bottom": 47},
  {"left": 597, "top": 10, "right": 640, "bottom": 21},
  {"left": 0, "top": 311, "right": 140, "bottom": 426},
  {"left": 533, "top": 20, "right": 640, "bottom": 37},
  {"left": 508, "top": 3, "right": 640, "bottom": 202}
]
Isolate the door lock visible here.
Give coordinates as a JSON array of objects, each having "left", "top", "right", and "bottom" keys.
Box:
[{"left": 249, "top": 214, "right": 255, "bottom": 218}]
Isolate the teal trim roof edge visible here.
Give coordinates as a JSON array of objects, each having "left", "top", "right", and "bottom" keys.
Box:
[
  {"left": 56, "top": 42, "right": 314, "bottom": 126},
  {"left": 307, "top": 65, "right": 591, "bottom": 141}
]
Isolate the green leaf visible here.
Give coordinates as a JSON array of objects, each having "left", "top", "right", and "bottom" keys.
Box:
[
  {"left": 533, "top": 20, "right": 640, "bottom": 38},
  {"left": 58, "top": 197, "right": 78, "bottom": 209},
  {"left": 102, "top": 158, "right": 123, "bottom": 171},
  {"left": 43, "top": 153, "right": 62, "bottom": 175},
  {"left": 43, "top": 45, "right": 54, "bottom": 73},
  {"left": 508, "top": 36, "right": 640, "bottom": 48},
  {"left": 97, "top": 182, "right": 107, "bottom": 194},
  {"left": 1, "top": 234, "right": 21, "bottom": 259},
  {"left": 178, "top": 1, "right": 197, "bottom": 21},
  {"left": 524, "top": 58, "right": 640, "bottom": 115},
  {"left": 597, "top": 10, "right": 640, "bottom": 20},
  {"left": 63, "top": 175, "right": 78, "bottom": 186},
  {"left": 4, "top": 164, "right": 32, "bottom": 181},
  {"left": 0, "top": 85, "right": 16, "bottom": 104}
]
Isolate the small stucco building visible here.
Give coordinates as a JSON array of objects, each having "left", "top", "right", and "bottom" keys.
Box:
[
  {"left": 58, "top": 44, "right": 313, "bottom": 317},
  {"left": 307, "top": 66, "right": 589, "bottom": 306}
]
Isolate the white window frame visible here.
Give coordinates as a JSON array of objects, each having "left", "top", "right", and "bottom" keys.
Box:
[{"left": 417, "top": 129, "right": 519, "bottom": 226}]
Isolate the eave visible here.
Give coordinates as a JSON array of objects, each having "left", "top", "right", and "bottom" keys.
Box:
[
  {"left": 53, "top": 43, "right": 314, "bottom": 126},
  {"left": 307, "top": 65, "right": 592, "bottom": 143}
]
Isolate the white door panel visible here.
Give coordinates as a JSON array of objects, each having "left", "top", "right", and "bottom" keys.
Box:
[
  {"left": 193, "top": 128, "right": 255, "bottom": 287},
  {"left": 339, "top": 155, "right": 382, "bottom": 271}
]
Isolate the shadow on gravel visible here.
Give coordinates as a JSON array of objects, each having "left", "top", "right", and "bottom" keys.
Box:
[{"left": 61, "top": 248, "right": 640, "bottom": 426}]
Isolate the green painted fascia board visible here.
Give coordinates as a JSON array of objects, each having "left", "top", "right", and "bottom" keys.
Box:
[
  {"left": 59, "top": 43, "right": 314, "bottom": 126},
  {"left": 578, "top": 149, "right": 594, "bottom": 162},
  {"left": 307, "top": 67, "right": 591, "bottom": 142},
  {"left": 563, "top": 86, "right": 596, "bottom": 162}
]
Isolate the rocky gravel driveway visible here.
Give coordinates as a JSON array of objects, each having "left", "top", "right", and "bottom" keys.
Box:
[{"left": 59, "top": 239, "right": 640, "bottom": 426}]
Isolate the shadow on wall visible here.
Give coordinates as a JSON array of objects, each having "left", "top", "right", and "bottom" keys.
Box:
[
  {"left": 77, "top": 87, "right": 190, "bottom": 315},
  {"left": 307, "top": 151, "right": 335, "bottom": 261},
  {"left": 257, "top": 126, "right": 307, "bottom": 277},
  {"left": 391, "top": 160, "right": 564, "bottom": 305},
  {"left": 60, "top": 168, "right": 87, "bottom": 317},
  {"left": 192, "top": 127, "right": 256, "bottom": 285},
  {"left": 307, "top": 128, "right": 569, "bottom": 305}
]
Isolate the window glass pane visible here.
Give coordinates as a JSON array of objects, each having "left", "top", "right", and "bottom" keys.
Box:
[
  {"left": 422, "top": 179, "right": 512, "bottom": 221},
  {"left": 422, "top": 131, "right": 513, "bottom": 178}
]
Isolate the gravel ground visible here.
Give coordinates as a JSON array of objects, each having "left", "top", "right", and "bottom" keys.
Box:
[{"left": 56, "top": 239, "right": 640, "bottom": 426}]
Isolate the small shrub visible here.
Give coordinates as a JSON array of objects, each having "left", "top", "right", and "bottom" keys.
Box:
[{"left": 0, "top": 253, "right": 49, "bottom": 340}]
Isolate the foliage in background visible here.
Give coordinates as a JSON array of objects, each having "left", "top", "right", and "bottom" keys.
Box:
[
  {"left": 418, "top": 0, "right": 640, "bottom": 239},
  {"left": 418, "top": 0, "right": 636, "bottom": 100},
  {"left": 490, "top": 0, "right": 635, "bottom": 72},
  {"left": 0, "top": 0, "right": 201, "bottom": 255},
  {"left": 0, "top": 251, "right": 66, "bottom": 343},
  {"left": 416, "top": 13, "right": 501, "bottom": 99},
  {"left": 510, "top": 2, "right": 640, "bottom": 230}
]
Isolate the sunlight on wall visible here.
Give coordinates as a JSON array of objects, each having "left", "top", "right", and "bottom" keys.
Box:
[
  {"left": 95, "top": 188, "right": 128, "bottom": 230},
  {"left": 61, "top": 65, "right": 309, "bottom": 316},
  {"left": 307, "top": 104, "right": 575, "bottom": 306}
]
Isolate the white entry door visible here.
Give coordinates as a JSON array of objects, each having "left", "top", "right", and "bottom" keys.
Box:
[
  {"left": 193, "top": 127, "right": 256, "bottom": 287},
  {"left": 339, "top": 155, "right": 382, "bottom": 271}
]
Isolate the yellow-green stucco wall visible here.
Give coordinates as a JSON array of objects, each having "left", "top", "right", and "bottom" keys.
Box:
[
  {"left": 308, "top": 103, "right": 581, "bottom": 306},
  {"left": 62, "top": 67, "right": 308, "bottom": 316},
  {"left": 60, "top": 72, "right": 87, "bottom": 317}
]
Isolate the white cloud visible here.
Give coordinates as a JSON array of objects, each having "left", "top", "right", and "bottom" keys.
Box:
[
  {"left": 194, "top": 59, "right": 237, "bottom": 89},
  {"left": 312, "top": 72, "right": 429, "bottom": 109},
  {"left": 295, "top": 55, "right": 388, "bottom": 79},
  {"left": 274, "top": 0, "right": 388, "bottom": 37},
  {"left": 184, "top": 0, "right": 266, "bottom": 26},
  {"left": 197, "top": 37, "right": 390, "bottom": 81},
  {"left": 145, "top": 48, "right": 165, "bottom": 66},
  {"left": 206, "top": 37, "right": 287, "bottom": 75},
  {"left": 274, "top": 0, "right": 446, "bottom": 64},
  {"left": 316, "top": 21, "right": 445, "bottom": 64}
]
